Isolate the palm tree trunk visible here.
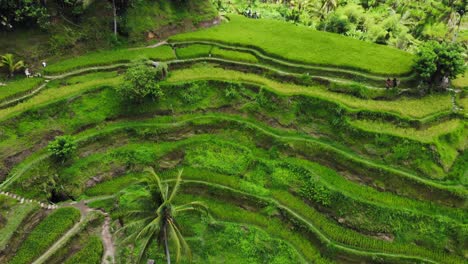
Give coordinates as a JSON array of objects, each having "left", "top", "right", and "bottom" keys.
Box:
[
  {"left": 164, "top": 224, "right": 171, "bottom": 264},
  {"left": 112, "top": 0, "right": 117, "bottom": 36}
]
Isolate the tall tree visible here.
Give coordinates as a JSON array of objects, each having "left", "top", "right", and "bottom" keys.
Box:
[
  {"left": 414, "top": 41, "right": 466, "bottom": 88},
  {"left": 118, "top": 168, "right": 208, "bottom": 264}
]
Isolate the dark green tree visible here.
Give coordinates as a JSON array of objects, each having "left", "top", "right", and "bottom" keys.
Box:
[
  {"left": 47, "top": 135, "right": 77, "bottom": 162},
  {"left": 414, "top": 41, "right": 466, "bottom": 88}
]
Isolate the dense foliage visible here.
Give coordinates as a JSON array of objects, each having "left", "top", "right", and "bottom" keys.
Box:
[
  {"left": 115, "top": 63, "right": 167, "bottom": 102},
  {"left": 47, "top": 135, "right": 77, "bottom": 162},
  {"left": 414, "top": 40, "right": 466, "bottom": 87}
]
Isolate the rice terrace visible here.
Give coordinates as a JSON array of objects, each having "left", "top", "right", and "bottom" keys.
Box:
[{"left": 0, "top": 0, "right": 467, "bottom": 263}]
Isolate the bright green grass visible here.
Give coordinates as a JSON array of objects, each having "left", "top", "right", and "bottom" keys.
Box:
[
  {"left": 350, "top": 119, "right": 465, "bottom": 143},
  {"left": 175, "top": 44, "right": 212, "bottom": 59},
  {"left": 0, "top": 78, "right": 43, "bottom": 101},
  {"left": 9, "top": 207, "right": 81, "bottom": 264},
  {"left": 210, "top": 46, "right": 258, "bottom": 63},
  {"left": 170, "top": 15, "right": 413, "bottom": 75},
  {"left": 175, "top": 194, "right": 327, "bottom": 263},
  {"left": 44, "top": 45, "right": 175, "bottom": 74},
  {"left": 452, "top": 71, "right": 468, "bottom": 88},
  {"left": 166, "top": 65, "right": 452, "bottom": 119},
  {"left": 0, "top": 200, "right": 38, "bottom": 250},
  {"left": 64, "top": 235, "right": 103, "bottom": 264},
  {"left": 85, "top": 173, "right": 139, "bottom": 196},
  {"left": 0, "top": 76, "right": 123, "bottom": 121}
]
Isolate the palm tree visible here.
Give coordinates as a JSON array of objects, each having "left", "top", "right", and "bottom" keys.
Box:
[
  {"left": 118, "top": 167, "right": 208, "bottom": 264},
  {"left": 0, "top": 54, "right": 24, "bottom": 78},
  {"left": 318, "top": 0, "right": 339, "bottom": 19}
]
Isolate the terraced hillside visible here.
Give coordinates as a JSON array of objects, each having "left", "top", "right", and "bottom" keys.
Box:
[{"left": 0, "top": 15, "right": 466, "bottom": 264}]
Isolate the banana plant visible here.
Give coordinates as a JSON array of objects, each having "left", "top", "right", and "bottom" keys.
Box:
[{"left": 0, "top": 54, "right": 24, "bottom": 78}]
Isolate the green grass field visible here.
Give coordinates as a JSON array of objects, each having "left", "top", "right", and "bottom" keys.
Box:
[
  {"left": 170, "top": 15, "right": 414, "bottom": 75},
  {"left": 0, "top": 78, "right": 44, "bottom": 102}
]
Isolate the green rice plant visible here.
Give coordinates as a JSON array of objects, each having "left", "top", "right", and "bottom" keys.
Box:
[
  {"left": 0, "top": 77, "right": 44, "bottom": 102},
  {"left": 175, "top": 44, "right": 212, "bottom": 59},
  {"left": 0, "top": 201, "right": 38, "bottom": 250},
  {"left": 210, "top": 46, "right": 258, "bottom": 63},
  {"left": 64, "top": 235, "right": 103, "bottom": 264},
  {"left": 0, "top": 76, "right": 123, "bottom": 121},
  {"left": 170, "top": 15, "right": 413, "bottom": 75},
  {"left": 44, "top": 45, "right": 175, "bottom": 74},
  {"left": 85, "top": 174, "right": 139, "bottom": 196},
  {"left": 166, "top": 65, "right": 452, "bottom": 119},
  {"left": 349, "top": 119, "right": 465, "bottom": 143},
  {"left": 9, "top": 207, "right": 81, "bottom": 264}
]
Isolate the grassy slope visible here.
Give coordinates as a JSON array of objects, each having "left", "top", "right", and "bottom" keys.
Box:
[
  {"left": 166, "top": 65, "right": 451, "bottom": 119},
  {"left": 350, "top": 119, "right": 465, "bottom": 143},
  {"left": 170, "top": 15, "right": 414, "bottom": 75},
  {"left": 43, "top": 45, "right": 174, "bottom": 74},
  {"left": 0, "top": 198, "right": 38, "bottom": 251},
  {"left": 0, "top": 78, "right": 44, "bottom": 101},
  {"left": 8, "top": 207, "right": 81, "bottom": 264}
]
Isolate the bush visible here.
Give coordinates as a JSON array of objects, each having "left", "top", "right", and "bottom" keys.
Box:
[
  {"left": 48, "top": 135, "right": 77, "bottom": 162},
  {"left": 318, "top": 14, "right": 352, "bottom": 34},
  {"left": 114, "top": 64, "right": 166, "bottom": 102}
]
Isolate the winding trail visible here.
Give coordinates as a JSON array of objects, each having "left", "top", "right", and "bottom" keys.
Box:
[{"left": 30, "top": 196, "right": 116, "bottom": 264}]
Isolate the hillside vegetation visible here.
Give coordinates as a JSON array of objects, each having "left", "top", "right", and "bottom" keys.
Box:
[{"left": 0, "top": 3, "right": 466, "bottom": 264}]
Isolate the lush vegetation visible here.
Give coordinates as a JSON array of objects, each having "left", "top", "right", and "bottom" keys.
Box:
[
  {"left": 170, "top": 15, "right": 414, "bottom": 75},
  {"left": 0, "top": 2, "right": 466, "bottom": 264},
  {"left": 8, "top": 207, "right": 81, "bottom": 264}
]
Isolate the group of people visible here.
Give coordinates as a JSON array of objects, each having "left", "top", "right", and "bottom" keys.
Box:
[
  {"left": 25, "top": 61, "right": 47, "bottom": 78},
  {"left": 385, "top": 78, "right": 399, "bottom": 89},
  {"left": 244, "top": 8, "right": 260, "bottom": 19}
]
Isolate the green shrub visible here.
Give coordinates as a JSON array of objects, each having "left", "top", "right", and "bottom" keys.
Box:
[
  {"left": 9, "top": 207, "right": 81, "bottom": 264},
  {"left": 48, "top": 135, "right": 77, "bottom": 162},
  {"left": 300, "top": 179, "right": 332, "bottom": 206}
]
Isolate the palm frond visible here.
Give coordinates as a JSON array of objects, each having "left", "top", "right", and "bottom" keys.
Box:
[
  {"left": 167, "top": 169, "right": 183, "bottom": 203},
  {"left": 168, "top": 219, "right": 182, "bottom": 263},
  {"left": 135, "top": 216, "right": 162, "bottom": 242},
  {"left": 174, "top": 201, "right": 209, "bottom": 215},
  {"left": 144, "top": 167, "right": 167, "bottom": 201},
  {"left": 170, "top": 219, "right": 192, "bottom": 262},
  {"left": 136, "top": 233, "right": 156, "bottom": 264}
]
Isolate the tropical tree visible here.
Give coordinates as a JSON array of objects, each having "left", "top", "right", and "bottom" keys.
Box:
[
  {"left": 318, "top": 0, "right": 339, "bottom": 19},
  {"left": 414, "top": 40, "right": 466, "bottom": 89},
  {"left": 0, "top": 54, "right": 24, "bottom": 77},
  {"left": 118, "top": 168, "right": 208, "bottom": 264}
]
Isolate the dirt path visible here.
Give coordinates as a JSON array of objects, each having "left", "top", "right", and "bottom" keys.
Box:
[
  {"left": 31, "top": 197, "right": 116, "bottom": 264},
  {"left": 101, "top": 214, "right": 115, "bottom": 264}
]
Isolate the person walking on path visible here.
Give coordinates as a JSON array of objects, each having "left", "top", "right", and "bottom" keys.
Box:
[
  {"left": 392, "top": 78, "right": 398, "bottom": 88},
  {"left": 385, "top": 78, "right": 392, "bottom": 89}
]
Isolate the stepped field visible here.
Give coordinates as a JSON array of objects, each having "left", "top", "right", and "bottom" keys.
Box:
[{"left": 0, "top": 14, "right": 466, "bottom": 264}]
